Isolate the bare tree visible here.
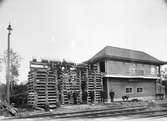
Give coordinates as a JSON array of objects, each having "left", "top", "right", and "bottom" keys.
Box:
[{"left": 0, "top": 49, "right": 21, "bottom": 84}]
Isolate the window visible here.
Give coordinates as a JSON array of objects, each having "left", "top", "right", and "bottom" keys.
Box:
[
  {"left": 151, "top": 66, "right": 156, "bottom": 75},
  {"left": 129, "top": 64, "right": 136, "bottom": 73},
  {"left": 126, "top": 88, "right": 132, "bottom": 93},
  {"left": 99, "top": 61, "right": 105, "bottom": 72},
  {"left": 137, "top": 88, "right": 143, "bottom": 93}
]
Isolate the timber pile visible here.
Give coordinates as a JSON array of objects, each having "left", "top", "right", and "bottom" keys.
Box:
[
  {"left": 59, "top": 70, "right": 81, "bottom": 104},
  {"left": 27, "top": 59, "right": 103, "bottom": 108},
  {"left": 78, "top": 64, "right": 103, "bottom": 103},
  {"left": 27, "top": 59, "right": 58, "bottom": 108},
  {"left": 58, "top": 63, "right": 103, "bottom": 104},
  {"left": 86, "top": 64, "right": 103, "bottom": 103}
]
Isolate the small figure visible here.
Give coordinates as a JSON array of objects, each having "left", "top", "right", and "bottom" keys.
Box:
[
  {"left": 67, "top": 91, "right": 71, "bottom": 104},
  {"left": 100, "top": 90, "right": 103, "bottom": 102},
  {"left": 100, "top": 90, "right": 107, "bottom": 103},
  {"left": 82, "top": 91, "right": 88, "bottom": 104},
  {"left": 73, "top": 92, "right": 77, "bottom": 104},
  {"left": 44, "top": 103, "right": 50, "bottom": 112},
  {"left": 109, "top": 89, "right": 115, "bottom": 102},
  {"left": 89, "top": 91, "right": 94, "bottom": 103}
]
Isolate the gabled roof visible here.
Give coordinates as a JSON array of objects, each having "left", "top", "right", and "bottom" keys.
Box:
[{"left": 86, "top": 46, "right": 167, "bottom": 65}]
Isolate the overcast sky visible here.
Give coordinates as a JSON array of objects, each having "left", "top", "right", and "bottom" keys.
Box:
[{"left": 1, "top": 0, "right": 167, "bottom": 83}]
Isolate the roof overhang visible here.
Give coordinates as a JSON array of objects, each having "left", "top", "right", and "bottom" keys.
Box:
[
  {"left": 104, "top": 74, "right": 160, "bottom": 80},
  {"left": 86, "top": 55, "right": 167, "bottom": 65}
]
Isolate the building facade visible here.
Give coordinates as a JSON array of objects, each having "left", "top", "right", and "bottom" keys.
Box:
[{"left": 86, "top": 46, "right": 167, "bottom": 102}]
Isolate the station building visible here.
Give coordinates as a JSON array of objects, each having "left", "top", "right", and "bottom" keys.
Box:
[{"left": 86, "top": 46, "right": 167, "bottom": 102}]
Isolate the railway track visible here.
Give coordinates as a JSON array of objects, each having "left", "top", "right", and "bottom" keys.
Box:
[
  {"left": 52, "top": 109, "right": 167, "bottom": 119},
  {"left": 9, "top": 103, "right": 167, "bottom": 120},
  {"left": 11, "top": 105, "right": 145, "bottom": 119}
]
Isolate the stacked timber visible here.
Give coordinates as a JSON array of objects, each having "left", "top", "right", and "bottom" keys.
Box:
[
  {"left": 77, "top": 64, "right": 103, "bottom": 103},
  {"left": 27, "top": 59, "right": 103, "bottom": 107},
  {"left": 59, "top": 70, "right": 81, "bottom": 104},
  {"left": 27, "top": 59, "right": 58, "bottom": 108},
  {"left": 87, "top": 64, "right": 103, "bottom": 103}
]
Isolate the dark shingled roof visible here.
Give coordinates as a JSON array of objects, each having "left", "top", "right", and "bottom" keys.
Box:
[{"left": 86, "top": 46, "right": 167, "bottom": 65}]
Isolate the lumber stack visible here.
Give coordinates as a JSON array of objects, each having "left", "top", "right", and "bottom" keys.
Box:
[
  {"left": 59, "top": 70, "right": 81, "bottom": 104},
  {"left": 86, "top": 64, "right": 103, "bottom": 103},
  {"left": 27, "top": 59, "right": 103, "bottom": 107},
  {"left": 77, "top": 64, "right": 103, "bottom": 103},
  {"left": 27, "top": 59, "right": 58, "bottom": 108}
]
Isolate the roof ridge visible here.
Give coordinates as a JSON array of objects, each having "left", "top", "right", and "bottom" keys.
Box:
[
  {"left": 105, "top": 46, "right": 160, "bottom": 61},
  {"left": 105, "top": 45, "right": 145, "bottom": 54},
  {"left": 86, "top": 45, "right": 167, "bottom": 64}
]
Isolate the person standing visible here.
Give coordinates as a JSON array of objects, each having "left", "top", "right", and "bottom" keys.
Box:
[
  {"left": 82, "top": 91, "right": 88, "bottom": 104},
  {"left": 89, "top": 91, "right": 94, "bottom": 103},
  {"left": 67, "top": 92, "right": 71, "bottom": 104},
  {"left": 109, "top": 89, "right": 115, "bottom": 102},
  {"left": 73, "top": 91, "right": 78, "bottom": 104},
  {"left": 100, "top": 90, "right": 103, "bottom": 103}
]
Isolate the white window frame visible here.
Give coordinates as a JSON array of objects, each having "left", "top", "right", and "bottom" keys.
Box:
[
  {"left": 137, "top": 87, "right": 144, "bottom": 93},
  {"left": 125, "top": 87, "right": 132, "bottom": 93}
]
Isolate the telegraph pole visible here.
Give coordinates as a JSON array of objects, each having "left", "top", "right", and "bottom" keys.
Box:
[{"left": 6, "top": 24, "right": 12, "bottom": 104}]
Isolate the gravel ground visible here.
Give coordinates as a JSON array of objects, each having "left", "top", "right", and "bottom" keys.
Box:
[
  {"left": 1, "top": 100, "right": 167, "bottom": 120},
  {"left": 12, "top": 100, "right": 167, "bottom": 117},
  {"left": 1, "top": 115, "right": 167, "bottom": 121}
]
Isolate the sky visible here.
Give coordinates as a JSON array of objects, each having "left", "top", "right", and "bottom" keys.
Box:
[{"left": 1, "top": 0, "right": 167, "bottom": 83}]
